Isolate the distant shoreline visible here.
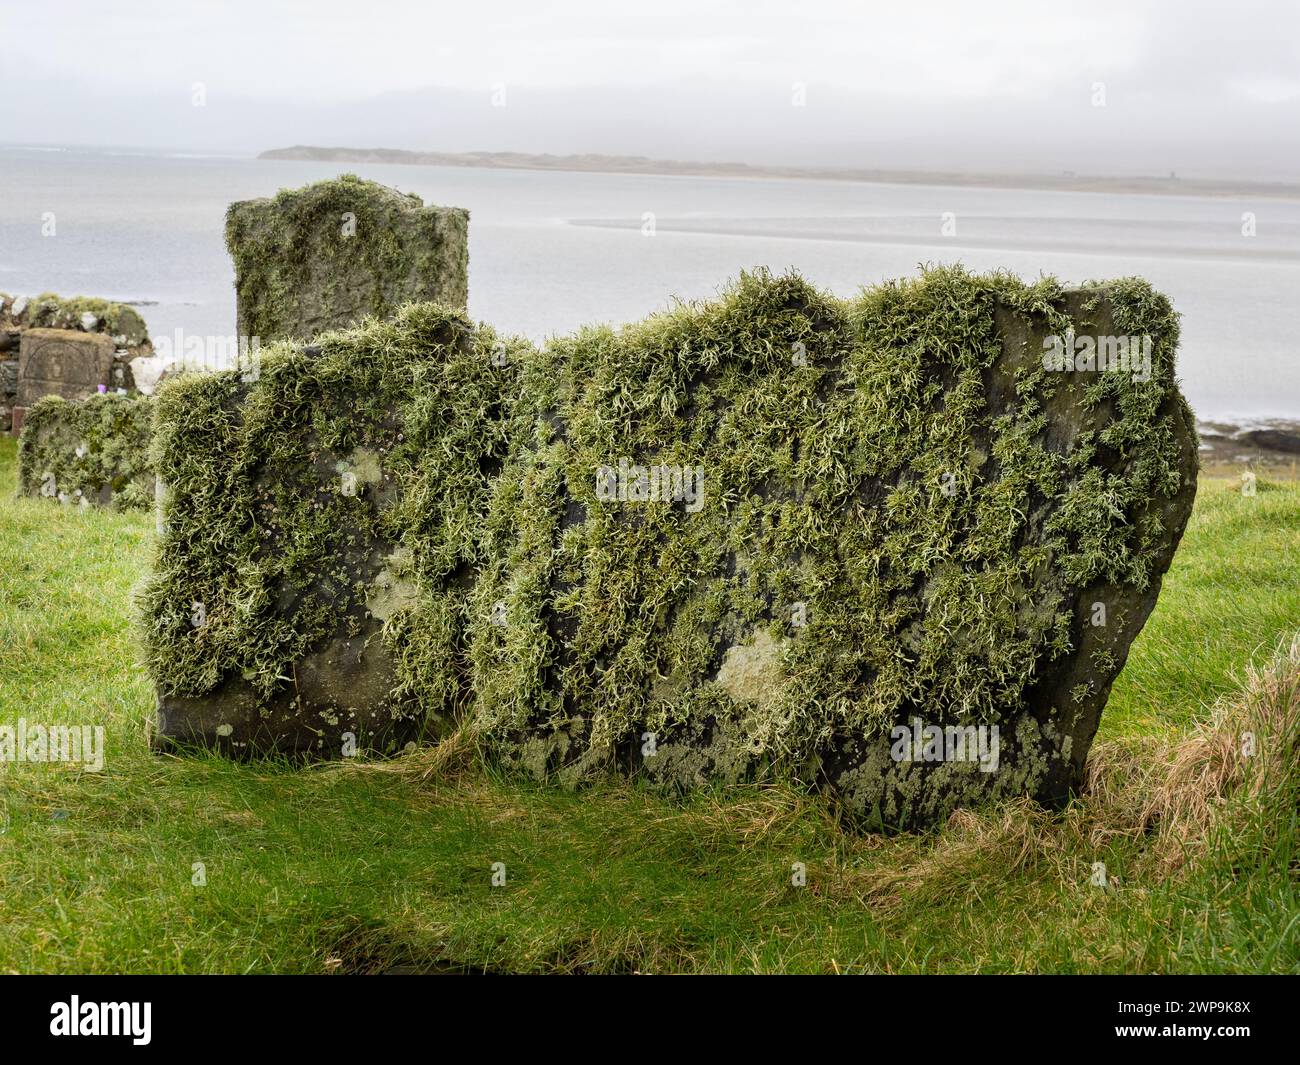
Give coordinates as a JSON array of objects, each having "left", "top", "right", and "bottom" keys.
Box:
[
  {"left": 1197, "top": 420, "right": 1300, "bottom": 479},
  {"left": 259, "top": 145, "right": 1300, "bottom": 201}
]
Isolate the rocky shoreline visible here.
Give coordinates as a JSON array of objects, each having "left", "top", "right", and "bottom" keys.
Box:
[{"left": 1197, "top": 420, "right": 1300, "bottom": 479}]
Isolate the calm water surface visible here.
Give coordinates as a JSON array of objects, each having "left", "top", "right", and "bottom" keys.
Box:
[{"left": 2, "top": 146, "right": 1298, "bottom": 420}]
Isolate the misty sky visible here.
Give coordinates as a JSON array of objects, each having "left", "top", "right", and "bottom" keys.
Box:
[{"left": 2, "top": 0, "right": 1298, "bottom": 178}]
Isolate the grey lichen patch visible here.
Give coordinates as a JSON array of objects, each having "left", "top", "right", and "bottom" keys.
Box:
[
  {"left": 713, "top": 629, "right": 788, "bottom": 707},
  {"left": 339, "top": 447, "right": 384, "bottom": 488},
  {"left": 366, "top": 548, "right": 420, "bottom": 621}
]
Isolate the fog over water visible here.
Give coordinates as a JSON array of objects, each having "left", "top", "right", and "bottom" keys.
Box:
[{"left": 2, "top": 1, "right": 1298, "bottom": 178}]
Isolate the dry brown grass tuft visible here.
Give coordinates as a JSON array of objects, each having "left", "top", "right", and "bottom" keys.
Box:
[
  {"left": 830, "top": 632, "right": 1300, "bottom": 902},
  {"left": 327, "top": 721, "right": 480, "bottom": 786},
  {"left": 1094, "top": 632, "right": 1300, "bottom": 873}
]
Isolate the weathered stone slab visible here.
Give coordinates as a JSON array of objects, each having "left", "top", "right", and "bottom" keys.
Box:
[
  {"left": 17, "top": 328, "right": 116, "bottom": 406},
  {"left": 225, "top": 175, "right": 469, "bottom": 344},
  {"left": 468, "top": 268, "right": 1198, "bottom": 829},
  {"left": 145, "top": 268, "right": 1198, "bottom": 829},
  {"left": 17, "top": 393, "right": 155, "bottom": 510},
  {"left": 142, "top": 304, "right": 524, "bottom": 758}
]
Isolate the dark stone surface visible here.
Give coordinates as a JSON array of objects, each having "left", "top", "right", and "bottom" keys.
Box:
[
  {"left": 816, "top": 292, "right": 1198, "bottom": 826},
  {"left": 1240, "top": 428, "right": 1300, "bottom": 454}
]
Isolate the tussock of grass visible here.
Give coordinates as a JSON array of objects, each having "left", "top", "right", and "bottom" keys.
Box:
[
  {"left": 1090, "top": 625, "right": 1300, "bottom": 874},
  {"left": 819, "top": 632, "right": 1300, "bottom": 915}
]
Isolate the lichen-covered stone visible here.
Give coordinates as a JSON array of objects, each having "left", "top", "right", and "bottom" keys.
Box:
[
  {"left": 141, "top": 304, "right": 526, "bottom": 758},
  {"left": 3, "top": 299, "right": 148, "bottom": 436},
  {"left": 1, "top": 292, "right": 150, "bottom": 351},
  {"left": 144, "top": 267, "right": 1197, "bottom": 829},
  {"left": 225, "top": 175, "right": 470, "bottom": 344},
  {"left": 469, "top": 267, "right": 1197, "bottom": 829},
  {"left": 17, "top": 393, "right": 155, "bottom": 510}
]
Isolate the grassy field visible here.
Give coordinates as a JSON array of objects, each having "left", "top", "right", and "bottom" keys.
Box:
[{"left": 1, "top": 434, "right": 1297, "bottom": 974}]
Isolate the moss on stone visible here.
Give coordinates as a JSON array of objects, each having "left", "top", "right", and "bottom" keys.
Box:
[
  {"left": 140, "top": 302, "right": 528, "bottom": 755},
  {"left": 144, "top": 265, "right": 1197, "bottom": 826},
  {"left": 3, "top": 292, "right": 151, "bottom": 349},
  {"left": 225, "top": 175, "right": 469, "bottom": 343},
  {"left": 466, "top": 265, "right": 1197, "bottom": 826},
  {"left": 17, "top": 393, "right": 155, "bottom": 510}
]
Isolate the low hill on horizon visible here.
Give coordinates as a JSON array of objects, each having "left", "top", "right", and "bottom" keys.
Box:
[{"left": 259, "top": 145, "right": 1300, "bottom": 200}]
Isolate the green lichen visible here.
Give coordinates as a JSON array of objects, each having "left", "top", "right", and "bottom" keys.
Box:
[
  {"left": 4, "top": 292, "right": 150, "bottom": 349},
  {"left": 465, "top": 265, "right": 1197, "bottom": 825},
  {"left": 139, "top": 302, "right": 528, "bottom": 749},
  {"left": 17, "top": 393, "right": 155, "bottom": 510},
  {"left": 143, "top": 265, "right": 1197, "bottom": 825},
  {"left": 225, "top": 175, "right": 469, "bottom": 343}
]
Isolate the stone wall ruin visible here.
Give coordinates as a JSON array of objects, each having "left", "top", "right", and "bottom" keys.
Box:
[{"left": 1, "top": 293, "right": 149, "bottom": 434}]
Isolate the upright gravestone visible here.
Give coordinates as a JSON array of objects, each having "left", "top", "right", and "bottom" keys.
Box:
[
  {"left": 17, "top": 328, "right": 116, "bottom": 407},
  {"left": 142, "top": 303, "right": 525, "bottom": 758},
  {"left": 225, "top": 174, "right": 470, "bottom": 343}
]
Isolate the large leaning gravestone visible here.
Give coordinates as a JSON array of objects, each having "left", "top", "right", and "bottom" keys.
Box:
[
  {"left": 144, "top": 267, "right": 1197, "bottom": 827},
  {"left": 226, "top": 174, "right": 470, "bottom": 343}
]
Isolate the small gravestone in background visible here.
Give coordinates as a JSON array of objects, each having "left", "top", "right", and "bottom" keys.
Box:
[
  {"left": 225, "top": 174, "right": 470, "bottom": 343},
  {"left": 18, "top": 328, "right": 116, "bottom": 407},
  {"left": 0, "top": 349, "right": 17, "bottom": 433},
  {"left": 17, "top": 393, "right": 154, "bottom": 510}
]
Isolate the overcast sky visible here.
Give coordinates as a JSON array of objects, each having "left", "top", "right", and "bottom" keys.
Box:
[{"left": 2, "top": 0, "right": 1298, "bottom": 177}]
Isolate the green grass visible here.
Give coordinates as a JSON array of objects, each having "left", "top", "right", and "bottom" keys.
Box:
[
  {"left": 1, "top": 434, "right": 1297, "bottom": 973},
  {"left": 1100, "top": 477, "right": 1300, "bottom": 740}
]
